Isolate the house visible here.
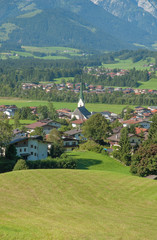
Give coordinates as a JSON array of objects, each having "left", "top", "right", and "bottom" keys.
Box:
[
  {"left": 4, "top": 109, "right": 16, "bottom": 118},
  {"left": 121, "top": 119, "right": 151, "bottom": 129},
  {"left": 72, "top": 83, "right": 91, "bottom": 120},
  {"left": 107, "top": 132, "right": 143, "bottom": 147},
  {"left": 71, "top": 119, "right": 86, "bottom": 128},
  {"left": 26, "top": 119, "right": 61, "bottom": 134},
  {"left": 10, "top": 136, "right": 48, "bottom": 161},
  {"left": 62, "top": 136, "right": 79, "bottom": 151},
  {"left": 13, "top": 129, "right": 27, "bottom": 138},
  {"left": 64, "top": 129, "right": 86, "bottom": 141}
]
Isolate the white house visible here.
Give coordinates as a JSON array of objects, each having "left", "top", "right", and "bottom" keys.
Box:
[
  {"left": 4, "top": 109, "right": 16, "bottom": 118},
  {"left": 10, "top": 136, "right": 48, "bottom": 161}
]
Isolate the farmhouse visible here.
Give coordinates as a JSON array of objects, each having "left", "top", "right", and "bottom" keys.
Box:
[{"left": 10, "top": 136, "right": 48, "bottom": 161}]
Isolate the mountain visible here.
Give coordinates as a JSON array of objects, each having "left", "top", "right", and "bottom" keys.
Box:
[
  {"left": 91, "top": 0, "right": 157, "bottom": 36},
  {"left": 0, "top": 0, "right": 156, "bottom": 51}
]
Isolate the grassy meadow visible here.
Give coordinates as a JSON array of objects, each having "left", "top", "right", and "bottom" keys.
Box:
[
  {"left": 0, "top": 98, "right": 137, "bottom": 114},
  {"left": 68, "top": 151, "right": 130, "bottom": 174},
  {"left": 0, "top": 165, "right": 157, "bottom": 240},
  {"left": 138, "top": 77, "right": 157, "bottom": 90},
  {"left": 102, "top": 58, "right": 155, "bottom": 70}
]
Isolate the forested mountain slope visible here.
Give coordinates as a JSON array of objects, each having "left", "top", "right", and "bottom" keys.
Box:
[{"left": 0, "top": 0, "right": 156, "bottom": 50}]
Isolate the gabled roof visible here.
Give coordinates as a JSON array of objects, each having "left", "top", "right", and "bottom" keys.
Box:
[
  {"left": 78, "top": 106, "right": 91, "bottom": 118},
  {"left": 73, "top": 106, "right": 91, "bottom": 120},
  {"left": 26, "top": 120, "right": 59, "bottom": 129},
  {"left": 10, "top": 135, "right": 43, "bottom": 145},
  {"left": 64, "top": 129, "right": 82, "bottom": 136},
  {"left": 71, "top": 119, "right": 86, "bottom": 125}
]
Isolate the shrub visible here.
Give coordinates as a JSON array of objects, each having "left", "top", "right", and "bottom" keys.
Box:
[
  {"left": 13, "top": 159, "right": 29, "bottom": 171},
  {"left": 79, "top": 140, "right": 103, "bottom": 153},
  {"left": 27, "top": 155, "right": 76, "bottom": 170},
  {"left": 0, "top": 159, "right": 16, "bottom": 173}
]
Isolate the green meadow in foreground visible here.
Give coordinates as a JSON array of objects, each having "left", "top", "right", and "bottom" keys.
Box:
[
  {"left": 68, "top": 151, "right": 130, "bottom": 174},
  {"left": 0, "top": 169, "right": 157, "bottom": 240},
  {"left": 0, "top": 98, "right": 136, "bottom": 114},
  {"left": 0, "top": 152, "right": 157, "bottom": 240}
]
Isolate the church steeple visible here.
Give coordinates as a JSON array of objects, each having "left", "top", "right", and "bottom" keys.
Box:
[{"left": 78, "top": 82, "right": 85, "bottom": 107}]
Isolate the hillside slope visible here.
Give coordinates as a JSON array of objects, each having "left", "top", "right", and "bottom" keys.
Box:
[
  {"left": 0, "top": 0, "right": 155, "bottom": 50},
  {"left": 0, "top": 169, "right": 157, "bottom": 240},
  {"left": 91, "top": 0, "right": 157, "bottom": 37}
]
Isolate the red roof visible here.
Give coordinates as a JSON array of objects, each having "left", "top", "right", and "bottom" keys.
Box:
[
  {"left": 122, "top": 119, "right": 142, "bottom": 125},
  {"left": 72, "top": 119, "right": 86, "bottom": 124},
  {"left": 135, "top": 127, "right": 148, "bottom": 135}
]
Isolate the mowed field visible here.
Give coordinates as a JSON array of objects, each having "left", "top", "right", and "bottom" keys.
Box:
[
  {"left": 0, "top": 151, "right": 157, "bottom": 240},
  {"left": 0, "top": 98, "right": 137, "bottom": 114},
  {"left": 102, "top": 58, "right": 155, "bottom": 70}
]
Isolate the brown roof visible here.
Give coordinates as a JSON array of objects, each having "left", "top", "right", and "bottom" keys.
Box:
[
  {"left": 26, "top": 120, "right": 55, "bottom": 129},
  {"left": 71, "top": 119, "right": 86, "bottom": 124}
]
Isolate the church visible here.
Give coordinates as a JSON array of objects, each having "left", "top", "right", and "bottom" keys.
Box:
[{"left": 71, "top": 83, "right": 91, "bottom": 120}]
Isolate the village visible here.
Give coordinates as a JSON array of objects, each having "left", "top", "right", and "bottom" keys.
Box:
[{"left": 1, "top": 84, "right": 157, "bottom": 162}]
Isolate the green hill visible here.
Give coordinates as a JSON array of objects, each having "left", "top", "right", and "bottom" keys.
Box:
[{"left": 0, "top": 151, "right": 157, "bottom": 240}]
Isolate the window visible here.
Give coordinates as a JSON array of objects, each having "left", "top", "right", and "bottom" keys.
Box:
[
  {"left": 34, "top": 146, "right": 37, "bottom": 149},
  {"left": 20, "top": 148, "right": 22, "bottom": 152},
  {"left": 24, "top": 148, "right": 26, "bottom": 152},
  {"left": 31, "top": 145, "right": 33, "bottom": 148},
  {"left": 34, "top": 153, "right": 36, "bottom": 156},
  {"left": 31, "top": 152, "right": 33, "bottom": 155}
]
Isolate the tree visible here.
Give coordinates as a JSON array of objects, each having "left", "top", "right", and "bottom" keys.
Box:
[
  {"left": 5, "top": 145, "right": 17, "bottom": 160},
  {"left": 37, "top": 105, "right": 48, "bottom": 120},
  {"left": 47, "top": 129, "right": 64, "bottom": 158},
  {"left": 0, "top": 120, "right": 13, "bottom": 154},
  {"left": 119, "top": 128, "right": 131, "bottom": 165},
  {"left": 83, "top": 113, "right": 111, "bottom": 143},
  {"left": 130, "top": 143, "right": 157, "bottom": 176},
  {"left": 148, "top": 113, "right": 157, "bottom": 143},
  {"left": 30, "top": 127, "right": 44, "bottom": 137},
  {"left": 47, "top": 102, "right": 58, "bottom": 120},
  {"left": 14, "top": 112, "right": 20, "bottom": 129}
]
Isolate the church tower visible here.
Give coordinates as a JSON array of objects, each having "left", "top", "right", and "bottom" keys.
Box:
[{"left": 78, "top": 82, "right": 85, "bottom": 107}]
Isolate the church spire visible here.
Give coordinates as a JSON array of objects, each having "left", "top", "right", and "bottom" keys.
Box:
[{"left": 78, "top": 82, "right": 85, "bottom": 107}]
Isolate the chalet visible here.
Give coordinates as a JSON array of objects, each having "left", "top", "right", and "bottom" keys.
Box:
[
  {"left": 10, "top": 136, "right": 48, "bottom": 161},
  {"left": 26, "top": 119, "right": 61, "bottom": 134}
]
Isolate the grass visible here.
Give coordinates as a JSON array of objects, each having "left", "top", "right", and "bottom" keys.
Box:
[
  {"left": 0, "top": 98, "right": 137, "bottom": 113},
  {"left": 22, "top": 46, "right": 80, "bottom": 54},
  {"left": 53, "top": 77, "right": 74, "bottom": 84},
  {"left": 102, "top": 58, "right": 155, "bottom": 70},
  {"left": 0, "top": 168, "right": 157, "bottom": 240},
  {"left": 138, "top": 77, "right": 157, "bottom": 90},
  {"left": 68, "top": 151, "right": 130, "bottom": 175},
  {"left": 8, "top": 119, "right": 36, "bottom": 126}
]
